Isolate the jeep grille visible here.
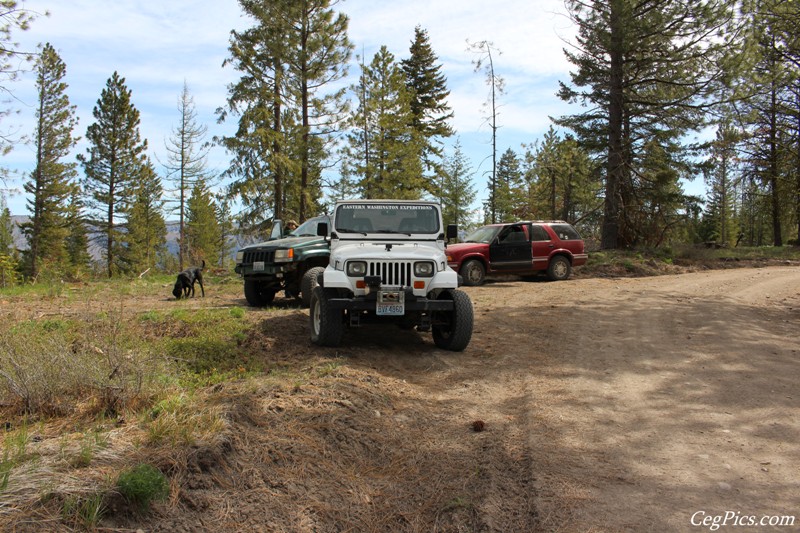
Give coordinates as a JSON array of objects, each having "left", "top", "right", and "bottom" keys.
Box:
[
  {"left": 368, "top": 261, "right": 413, "bottom": 287},
  {"left": 243, "top": 250, "right": 275, "bottom": 264}
]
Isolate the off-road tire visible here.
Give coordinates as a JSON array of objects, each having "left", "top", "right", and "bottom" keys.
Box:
[
  {"left": 301, "top": 266, "right": 326, "bottom": 308},
  {"left": 546, "top": 255, "right": 571, "bottom": 281},
  {"left": 310, "top": 286, "right": 344, "bottom": 347},
  {"left": 432, "top": 289, "right": 474, "bottom": 351},
  {"left": 244, "top": 280, "right": 276, "bottom": 306},
  {"left": 460, "top": 259, "right": 486, "bottom": 286}
]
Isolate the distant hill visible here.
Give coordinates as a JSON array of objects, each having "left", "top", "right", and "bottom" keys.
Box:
[{"left": 9, "top": 216, "right": 262, "bottom": 262}]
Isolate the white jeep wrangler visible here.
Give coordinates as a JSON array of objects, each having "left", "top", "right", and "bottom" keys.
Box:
[{"left": 309, "top": 199, "right": 474, "bottom": 351}]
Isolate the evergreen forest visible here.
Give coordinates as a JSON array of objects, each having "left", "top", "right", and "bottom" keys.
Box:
[{"left": 1, "top": 0, "right": 799, "bottom": 283}]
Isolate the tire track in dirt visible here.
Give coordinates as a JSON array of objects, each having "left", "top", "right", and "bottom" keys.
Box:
[{"left": 511, "top": 267, "right": 800, "bottom": 531}]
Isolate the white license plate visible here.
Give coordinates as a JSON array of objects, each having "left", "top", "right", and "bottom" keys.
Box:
[
  {"left": 253, "top": 261, "right": 265, "bottom": 271},
  {"left": 377, "top": 290, "right": 404, "bottom": 316},
  {"left": 376, "top": 302, "right": 404, "bottom": 316}
]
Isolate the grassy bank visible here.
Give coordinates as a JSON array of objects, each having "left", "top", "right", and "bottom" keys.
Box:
[
  {"left": 0, "top": 273, "right": 334, "bottom": 529},
  {"left": 579, "top": 245, "right": 800, "bottom": 278}
]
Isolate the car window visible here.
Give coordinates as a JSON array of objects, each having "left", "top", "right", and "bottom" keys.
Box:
[
  {"left": 292, "top": 216, "right": 328, "bottom": 236},
  {"left": 334, "top": 203, "right": 439, "bottom": 234},
  {"left": 530, "top": 225, "right": 551, "bottom": 241},
  {"left": 499, "top": 225, "right": 527, "bottom": 243},
  {"left": 463, "top": 225, "right": 500, "bottom": 243},
  {"left": 550, "top": 224, "right": 582, "bottom": 241}
]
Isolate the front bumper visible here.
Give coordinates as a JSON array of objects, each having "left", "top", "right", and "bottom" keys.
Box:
[
  {"left": 235, "top": 263, "right": 295, "bottom": 277},
  {"left": 327, "top": 288, "right": 455, "bottom": 312}
]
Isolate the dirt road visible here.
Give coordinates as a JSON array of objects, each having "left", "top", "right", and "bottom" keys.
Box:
[{"left": 439, "top": 266, "right": 800, "bottom": 531}]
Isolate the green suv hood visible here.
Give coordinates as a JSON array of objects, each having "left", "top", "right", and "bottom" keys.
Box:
[{"left": 243, "top": 234, "right": 326, "bottom": 250}]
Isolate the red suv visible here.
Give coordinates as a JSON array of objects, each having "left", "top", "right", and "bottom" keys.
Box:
[{"left": 446, "top": 221, "right": 588, "bottom": 286}]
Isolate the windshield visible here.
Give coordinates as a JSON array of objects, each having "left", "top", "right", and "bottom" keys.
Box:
[
  {"left": 463, "top": 225, "right": 500, "bottom": 244},
  {"left": 290, "top": 216, "right": 328, "bottom": 237},
  {"left": 334, "top": 203, "right": 440, "bottom": 234}
]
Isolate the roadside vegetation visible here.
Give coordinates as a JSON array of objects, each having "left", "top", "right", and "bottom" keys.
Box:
[
  {"left": 1, "top": 250, "right": 798, "bottom": 529},
  {"left": 0, "top": 273, "right": 287, "bottom": 528},
  {"left": 580, "top": 244, "right": 800, "bottom": 278}
]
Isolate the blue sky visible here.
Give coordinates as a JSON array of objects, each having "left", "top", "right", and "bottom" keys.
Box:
[{"left": 3, "top": 0, "right": 704, "bottom": 218}]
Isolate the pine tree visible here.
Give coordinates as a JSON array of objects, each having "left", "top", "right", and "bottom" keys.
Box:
[
  {"left": 0, "top": 2, "right": 40, "bottom": 168},
  {"left": 220, "top": 0, "right": 351, "bottom": 225},
  {"left": 63, "top": 184, "right": 90, "bottom": 276},
  {"left": 219, "top": 0, "right": 295, "bottom": 226},
  {"left": 703, "top": 123, "right": 744, "bottom": 245},
  {"left": 344, "top": 46, "right": 424, "bottom": 199},
  {"left": 766, "top": 0, "right": 800, "bottom": 241},
  {"left": 79, "top": 72, "right": 148, "bottom": 277},
  {"left": 491, "top": 148, "right": 524, "bottom": 223},
  {"left": 736, "top": 0, "right": 797, "bottom": 246},
  {"left": 164, "top": 82, "right": 210, "bottom": 271},
  {"left": 401, "top": 26, "right": 454, "bottom": 180},
  {"left": 523, "top": 130, "right": 599, "bottom": 228},
  {"left": 20, "top": 43, "right": 79, "bottom": 279},
  {"left": 126, "top": 159, "right": 167, "bottom": 274},
  {"left": 0, "top": 194, "right": 19, "bottom": 287},
  {"left": 185, "top": 180, "right": 220, "bottom": 265},
  {"left": 287, "top": 0, "right": 352, "bottom": 220},
  {"left": 440, "top": 140, "right": 476, "bottom": 232},
  {"left": 557, "top": 0, "right": 734, "bottom": 248},
  {"left": 214, "top": 191, "right": 236, "bottom": 268}
]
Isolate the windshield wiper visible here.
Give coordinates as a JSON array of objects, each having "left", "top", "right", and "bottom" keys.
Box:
[
  {"left": 374, "top": 229, "right": 411, "bottom": 236},
  {"left": 336, "top": 228, "right": 367, "bottom": 236}
]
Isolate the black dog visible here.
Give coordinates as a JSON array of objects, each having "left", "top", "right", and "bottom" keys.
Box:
[{"left": 173, "top": 260, "right": 205, "bottom": 299}]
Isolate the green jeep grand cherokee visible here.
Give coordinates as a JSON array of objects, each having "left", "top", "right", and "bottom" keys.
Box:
[{"left": 234, "top": 216, "right": 331, "bottom": 307}]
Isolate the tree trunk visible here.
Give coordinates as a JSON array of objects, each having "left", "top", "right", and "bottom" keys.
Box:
[
  {"left": 769, "top": 78, "right": 782, "bottom": 246},
  {"left": 273, "top": 61, "right": 283, "bottom": 221},
  {"left": 299, "top": 2, "right": 310, "bottom": 222},
  {"left": 179, "top": 165, "right": 185, "bottom": 272},
  {"left": 794, "top": 88, "right": 800, "bottom": 244},
  {"left": 602, "top": 0, "right": 625, "bottom": 249}
]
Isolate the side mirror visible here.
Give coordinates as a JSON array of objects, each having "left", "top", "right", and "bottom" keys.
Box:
[
  {"left": 317, "top": 222, "right": 329, "bottom": 237},
  {"left": 446, "top": 224, "right": 458, "bottom": 240}
]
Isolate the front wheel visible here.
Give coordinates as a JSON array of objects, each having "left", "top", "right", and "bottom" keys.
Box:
[
  {"left": 244, "top": 280, "right": 276, "bottom": 307},
  {"left": 432, "top": 289, "right": 474, "bottom": 352},
  {"left": 301, "top": 266, "right": 326, "bottom": 308},
  {"left": 460, "top": 259, "right": 486, "bottom": 286},
  {"left": 546, "top": 255, "right": 571, "bottom": 281},
  {"left": 309, "top": 286, "right": 344, "bottom": 347}
]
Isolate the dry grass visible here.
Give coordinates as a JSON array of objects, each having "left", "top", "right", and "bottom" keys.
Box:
[{"left": 0, "top": 309, "right": 173, "bottom": 417}]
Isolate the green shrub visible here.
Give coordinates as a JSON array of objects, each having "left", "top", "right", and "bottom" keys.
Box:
[{"left": 116, "top": 464, "right": 169, "bottom": 510}]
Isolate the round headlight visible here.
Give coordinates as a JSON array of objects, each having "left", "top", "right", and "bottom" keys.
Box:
[
  {"left": 346, "top": 261, "right": 367, "bottom": 276},
  {"left": 414, "top": 261, "right": 434, "bottom": 277}
]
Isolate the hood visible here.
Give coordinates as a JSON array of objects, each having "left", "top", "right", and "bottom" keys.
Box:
[
  {"left": 331, "top": 241, "right": 446, "bottom": 263},
  {"left": 446, "top": 241, "right": 489, "bottom": 255},
  {"left": 243, "top": 235, "right": 325, "bottom": 250}
]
